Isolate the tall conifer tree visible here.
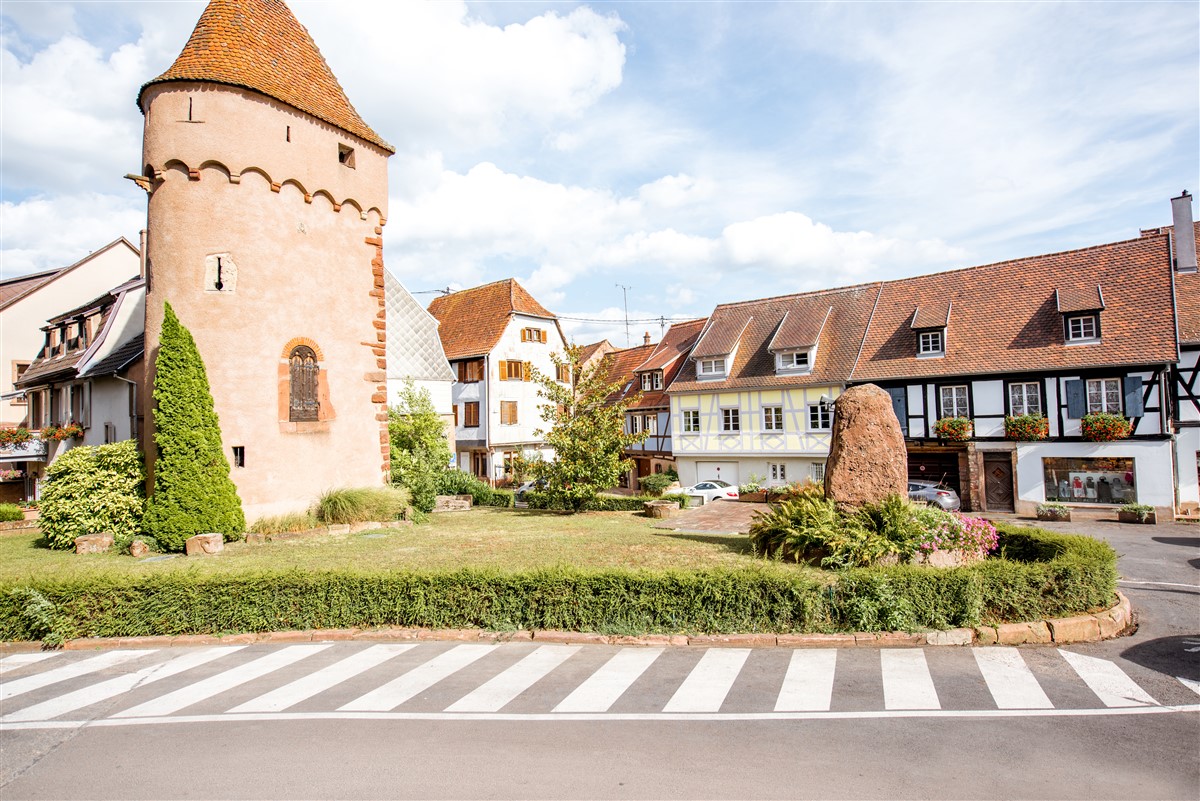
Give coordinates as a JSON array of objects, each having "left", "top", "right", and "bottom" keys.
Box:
[{"left": 143, "top": 302, "right": 245, "bottom": 549}]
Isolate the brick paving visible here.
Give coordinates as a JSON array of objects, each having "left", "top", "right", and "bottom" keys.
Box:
[{"left": 651, "top": 499, "right": 764, "bottom": 534}]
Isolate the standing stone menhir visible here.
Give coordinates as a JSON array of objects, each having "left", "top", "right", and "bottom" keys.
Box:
[{"left": 823, "top": 384, "right": 908, "bottom": 509}]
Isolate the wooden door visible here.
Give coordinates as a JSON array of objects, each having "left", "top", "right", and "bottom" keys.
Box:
[{"left": 983, "top": 454, "right": 1015, "bottom": 512}]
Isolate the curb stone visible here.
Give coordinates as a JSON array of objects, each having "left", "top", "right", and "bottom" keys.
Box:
[{"left": 1, "top": 593, "right": 1133, "bottom": 654}]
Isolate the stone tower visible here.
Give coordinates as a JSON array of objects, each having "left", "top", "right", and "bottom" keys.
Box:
[{"left": 136, "top": 0, "right": 393, "bottom": 520}]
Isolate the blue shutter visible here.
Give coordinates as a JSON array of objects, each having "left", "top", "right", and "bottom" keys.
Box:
[
  {"left": 885, "top": 387, "right": 907, "bottom": 434},
  {"left": 1065, "top": 379, "right": 1086, "bottom": 419},
  {"left": 1123, "top": 376, "right": 1144, "bottom": 417}
]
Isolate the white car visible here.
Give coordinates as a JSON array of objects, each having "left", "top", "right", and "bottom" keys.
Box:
[{"left": 681, "top": 480, "right": 739, "bottom": 504}]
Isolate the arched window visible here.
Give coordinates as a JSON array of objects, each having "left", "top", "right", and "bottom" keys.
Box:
[{"left": 289, "top": 345, "right": 319, "bottom": 422}]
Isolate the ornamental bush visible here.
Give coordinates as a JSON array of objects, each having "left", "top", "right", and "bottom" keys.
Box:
[
  {"left": 315, "top": 486, "right": 411, "bottom": 524},
  {"left": 638, "top": 473, "right": 675, "bottom": 496},
  {"left": 143, "top": 303, "right": 245, "bottom": 551},
  {"left": 0, "top": 503, "right": 23, "bottom": 522},
  {"left": 1004, "top": 414, "right": 1049, "bottom": 441},
  {"left": 1080, "top": 413, "right": 1131, "bottom": 442},
  {"left": 38, "top": 440, "right": 144, "bottom": 550},
  {"left": 933, "top": 416, "right": 973, "bottom": 441}
]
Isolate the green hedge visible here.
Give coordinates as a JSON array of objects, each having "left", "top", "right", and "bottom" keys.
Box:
[
  {"left": 0, "top": 521, "right": 1116, "bottom": 642},
  {"left": 524, "top": 492, "right": 660, "bottom": 511}
]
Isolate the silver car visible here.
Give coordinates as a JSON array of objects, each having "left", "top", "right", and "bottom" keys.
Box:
[
  {"left": 681, "top": 480, "right": 740, "bottom": 504},
  {"left": 907, "top": 481, "right": 961, "bottom": 511}
]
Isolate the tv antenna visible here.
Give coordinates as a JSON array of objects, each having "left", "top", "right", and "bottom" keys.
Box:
[{"left": 615, "top": 283, "right": 632, "bottom": 345}]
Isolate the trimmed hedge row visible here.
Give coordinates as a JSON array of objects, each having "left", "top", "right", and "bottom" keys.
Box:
[
  {"left": 0, "top": 522, "right": 1116, "bottom": 642},
  {"left": 524, "top": 492, "right": 662, "bottom": 512}
]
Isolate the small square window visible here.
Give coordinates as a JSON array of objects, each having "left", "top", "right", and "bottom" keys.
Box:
[
  {"left": 812, "top": 462, "right": 826, "bottom": 482},
  {"left": 778, "top": 351, "right": 810, "bottom": 370},
  {"left": 919, "top": 330, "right": 944, "bottom": 356},
  {"left": 653, "top": 372, "right": 663, "bottom": 390},
  {"left": 641, "top": 374, "right": 652, "bottom": 391},
  {"left": 763, "top": 406, "right": 784, "bottom": 431},
  {"left": 337, "top": 144, "right": 355, "bottom": 168},
  {"left": 682, "top": 410, "right": 700, "bottom": 433},
  {"left": 769, "top": 463, "right": 787, "bottom": 482},
  {"left": 500, "top": 401, "right": 518, "bottom": 425},
  {"left": 721, "top": 408, "right": 740, "bottom": 432},
  {"left": 699, "top": 358, "right": 726, "bottom": 377},
  {"left": 1067, "top": 314, "right": 1098, "bottom": 342},
  {"left": 808, "top": 402, "right": 832, "bottom": 431}
]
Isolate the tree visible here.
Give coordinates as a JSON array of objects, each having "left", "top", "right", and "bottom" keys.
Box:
[
  {"left": 143, "top": 302, "right": 245, "bottom": 550},
  {"left": 389, "top": 379, "right": 452, "bottom": 513},
  {"left": 530, "top": 344, "right": 649, "bottom": 512}
]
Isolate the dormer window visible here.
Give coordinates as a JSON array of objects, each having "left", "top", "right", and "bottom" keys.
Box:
[
  {"left": 1066, "top": 314, "right": 1099, "bottom": 342},
  {"left": 777, "top": 350, "right": 811, "bottom": 372},
  {"left": 698, "top": 358, "right": 726, "bottom": 378},
  {"left": 641, "top": 373, "right": 652, "bottom": 391},
  {"left": 918, "top": 330, "right": 944, "bottom": 356},
  {"left": 653, "top": 371, "right": 663, "bottom": 390}
]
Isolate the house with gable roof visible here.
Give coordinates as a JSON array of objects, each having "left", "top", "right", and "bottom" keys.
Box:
[
  {"left": 667, "top": 286, "right": 879, "bottom": 489},
  {"left": 428, "top": 278, "right": 568, "bottom": 483},
  {"left": 848, "top": 228, "right": 1178, "bottom": 518}
]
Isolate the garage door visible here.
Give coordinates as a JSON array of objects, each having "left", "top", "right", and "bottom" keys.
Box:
[{"left": 696, "top": 461, "right": 739, "bottom": 485}]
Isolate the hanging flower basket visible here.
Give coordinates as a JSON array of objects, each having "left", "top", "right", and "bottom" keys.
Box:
[
  {"left": 1005, "top": 414, "right": 1049, "bottom": 441},
  {"left": 933, "top": 417, "right": 973, "bottom": 441},
  {"left": 1080, "top": 413, "right": 1131, "bottom": 442}
]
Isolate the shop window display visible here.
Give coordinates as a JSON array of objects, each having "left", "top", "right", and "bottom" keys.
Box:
[{"left": 1042, "top": 457, "right": 1135, "bottom": 504}]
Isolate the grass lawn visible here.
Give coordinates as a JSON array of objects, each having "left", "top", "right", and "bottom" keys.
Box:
[{"left": 0, "top": 508, "right": 814, "bottom": 581}]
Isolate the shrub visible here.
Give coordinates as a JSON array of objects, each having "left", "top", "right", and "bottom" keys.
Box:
[
  {"left": 315, "top": 486, "right": 411, "bottom": 524},
  {"left": 933, "top": 417, "right": 973, "bottom": 441},
  {"left": 249, "top": 512, "right": 320, "bottom": 535},
  {"left": 524, "top": 492, "right": 658, "bottom": 512},
  {"left": 38, "top": 440, "right": 145, "bottom": 551},
  {"left": 435, "top": 470, "right": 513, "bottom": 507},
  {"left": 389, "top": 381, "right": 453, "bottom": 514},
  {"left": 917, "top": 514, "right": 999, "bottom": 562},
  {"left": 1004, "top": 414, "right": 1048, "bottom": 441},
  {"left": 0, "top": 503, "right": 23, "bottom": 522},
  {"left": 749, "top": 492, "right": 845, "bottom": 564},
  {"left": 1080, "top": 413, "right": 1131, "bottom": 442},
  {"left": 739, "top": 473, "right": 765, "bottom": 494},
  {"left": 1120, "top": 502, "right": 1155, "bottom": 522},
  {"left": 1036, "top": 502, "right": 1070, "bottom": 520},
  {"left": 638, "top": 473, "right": 674, "bottom": 496},
  {"left": 661, "top": 492, "right": 691, "bottom": 509},
  {"left": 143, "top": 303, "right": 245, "bottom": 550}
]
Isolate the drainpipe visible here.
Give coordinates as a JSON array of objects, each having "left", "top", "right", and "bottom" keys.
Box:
[{"left": 138, "top": 230, "right": 147, "bottom": 280}]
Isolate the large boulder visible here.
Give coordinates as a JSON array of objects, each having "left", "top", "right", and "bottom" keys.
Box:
[{"left": 824, "top": 384, "right": 907, "bottom": 508}]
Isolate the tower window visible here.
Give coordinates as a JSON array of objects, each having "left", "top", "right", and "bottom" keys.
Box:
[
  {"left": 288, "top": 345, "right": 320, "bottom": 422},
  {"left": 232, "top": 446, "right": 246, "bottom": 468},
  {"left": 286, "top": 125, "right": 291, "bottom": 143},
  {"left": 337, "top": 144, "right": 355, "bottom": 168}
]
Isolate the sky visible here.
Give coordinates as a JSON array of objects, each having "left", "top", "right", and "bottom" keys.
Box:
[{"left": 1, "top": 0, "right": 1198, "bottom": 347}]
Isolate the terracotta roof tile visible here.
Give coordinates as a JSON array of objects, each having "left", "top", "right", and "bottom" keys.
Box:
[
  {"left": 691, "top": 316, "right": 752, "bottom": 359},
  {"left": 1055, "top": 285, "right": 1104, "bottom": 313},
  {"left": 602, "top": 344, "right": 658, "bottom": 405},
  {"left": 851, "top": 233, "right": 1177, "bottom": 381},
  {"left": 769, "top": 307, "right": 831, "bottom": 350},
  {"left": 910, "top": 301, "right": 952, "bottom": 330},
  {"left": 0, "top": 268, "right": 61, "bottom": 308},
  {"left": 1171, "top": 221, "right": 1200, "bottom": 345},
  {"left": 427, "top": 278, "right": 556, "bottom": 361},
  {"left": 670, "top": 285, "right": 880, "bottom": 393},
  {"left": 139, "top": 0, "right": 392, "bottom": 153},
  {"left": 634, "top": 318, "right": 707, "bottom": 373}
]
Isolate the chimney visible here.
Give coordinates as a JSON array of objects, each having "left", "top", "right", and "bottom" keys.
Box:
[
  {"left": 643, "top": 331, "right": 651, "bottom": 346},
  {"left": 1171, "top": 190, "right": 1197, "bottom": 273}
]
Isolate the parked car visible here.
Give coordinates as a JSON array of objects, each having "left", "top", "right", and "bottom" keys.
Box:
[
  {"left": 514, "top": 479, "right": 546, "bottom": 501},
  {"left": 681, "top": 480, "right": 739, "bottom": 504},
  {"left": 908, "top": 481, "right": 961, "bottom": 511}
]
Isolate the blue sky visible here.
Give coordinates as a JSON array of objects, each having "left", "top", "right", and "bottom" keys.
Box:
[{"left": 2, "top": 0, "right": 1197, "bottom": 346}]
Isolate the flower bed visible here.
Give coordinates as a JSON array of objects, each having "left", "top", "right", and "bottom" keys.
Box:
[
  {"left": 934, "top": 417, "right": 973, "bottom": 441},
  {"left": 1080, "top": 413, "right": 1131, "bottom": 442},
  {"left": 1005, "top": 414, "right": 1049, "bottom": 441}
]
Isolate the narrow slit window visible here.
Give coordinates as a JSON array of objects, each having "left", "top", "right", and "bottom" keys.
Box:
[{"left": 232, "top": 446, "right": 246, "bottom": 468}]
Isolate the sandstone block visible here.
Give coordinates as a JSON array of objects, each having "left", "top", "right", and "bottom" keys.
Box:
[
  {"left": 434, "top": 495, "right": 473, "bottom": 512},
  {"left": 996, "top": 621, "right": 1052, "bottom": 645},
  {"left": 823, "top": 384, "right": 907, "bottom": 509},
  {"left": 533, "top": 630, "right": 610, "bottom": 644},
  {"left": 1095, "top": 611, "right": 1125, "bottom": 639},
  {"left": 75, "top": 533, "right": 114, "bottom": 554},
  {"left": 128, "top": 540, "right": 150, "bottom": 558},
  {"left": 184, "top": 533, "right": 224, "bottom": 556},
  {"left": 688, "top": 633, "right": 777, "bottom": 647},
  {"left": 644, "top": 500, "right": 680, "bottom": 519},
  {"left": 925, "top": 628, "right": 974, "bottom": 646},
  {"left": 974, "top": 626, "right": 999, "bottom": 646},
  {"left": 777, "top": 633, "right": 856, "bottom": 647},
  {"left": 327, "top": 524, "right": 351, "bottom": 534},
  {"left": 244, "top": 532, "right": 267, "bottom": 545},
  {"left": 1048, "top": 615, "right": 1100, "bottom": 643}
]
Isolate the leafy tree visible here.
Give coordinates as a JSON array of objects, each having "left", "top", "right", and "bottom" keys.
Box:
[
  {"left": 530, "top": 345, "right": 649, "bottom": 512},
  {"left": 39, "top": 440, "right": 144, "bottom": 551},
  {"left": 389, "top": 380, "right": 452, "bottom": 513},
  {"left": 143, "top": 302, "right": 245, "bottom": 550}
]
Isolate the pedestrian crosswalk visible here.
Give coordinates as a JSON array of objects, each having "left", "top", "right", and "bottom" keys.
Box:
[{"left": 1, "top": 642, "right": 1196, "bottom": 728}]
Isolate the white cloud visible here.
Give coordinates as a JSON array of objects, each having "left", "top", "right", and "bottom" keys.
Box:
[{"left": 0, "top": 192, "right": 144, "bottom": 276}]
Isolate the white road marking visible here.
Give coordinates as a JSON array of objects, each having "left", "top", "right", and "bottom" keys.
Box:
[
  {"left": 447, "top": 646, "right": 579, "bottom": 712},
  {"left": 881, "top": 649, "right": 940, "bottom": 710},
  {"left": 113, "top": 645, "right": 330, "bottom": 718},
  {"left": 1059, "top": 650, "right": 1158, "bottom": 707},
  {"left": 1117, "top": 580, "right": 1200, "bottom": 589},
  {"left": 775, "top": 649, "right": 837, "bottom": 712},
  {"left": 228, "top": 644, "right": 414, "bottom": 713},
  {"left": 339, "top": 644, "right": 496, "bottom": 712},
  {"left": 1, "top": 650, "right": 151, "bottom": 701},
  {"left": 553, "top": 648, "right": 663, "bottom": 713},
  {"left": 973, "top": 648, "right": 1053, "bottom": 709},
  {"left": 0, "top": 652, "right": 61, "bottom": 675},
  {"left": 1176, "top": 676, "right": 1200, "bottom": 697},
  {"left": 3, "top": 647, "right": 243, "bottom": 723},
  {"left": 663, "top": 649, "right": 750, "bottom": 713}
]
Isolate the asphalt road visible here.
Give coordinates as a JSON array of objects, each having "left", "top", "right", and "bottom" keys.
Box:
[{"left": 1, "top": 518, "right": 1197, "bottom": 800}]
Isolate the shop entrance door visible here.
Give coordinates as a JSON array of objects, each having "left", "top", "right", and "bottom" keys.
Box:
[{"left": 983, "top": 454, "right": 1015, "bottom": 512}]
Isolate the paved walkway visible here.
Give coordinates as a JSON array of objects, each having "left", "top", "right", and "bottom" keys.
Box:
[{"left": 651, "top": 499, "right": 763, "bottom": 534}]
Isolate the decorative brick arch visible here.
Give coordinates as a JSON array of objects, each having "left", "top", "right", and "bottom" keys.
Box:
[{"left": 280, "top": 336, "right": 325, "bottom": 362}]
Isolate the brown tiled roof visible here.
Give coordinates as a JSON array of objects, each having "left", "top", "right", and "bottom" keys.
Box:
[
  {"left": 602, "top": 344, "right": 657, "bottom": 406},
  {"left": 852, "top": 233, "right": 1177, "bottom": 381},
  {"left": 691, "top": 315, "right": 752, "bottom": 359},
  {"left": 0, "top": 268, "right": 61, "bottom": 309},
  {"left": 18, "top": 299, "right": 117, "bottom": 388},
  {"left": 769, "top": 307, "right": 831, "bottom": 351},
  {"left": 1055, "top": 285, "right": 1104, "bottom": 313},
  {"left": 578, "top": 340, "right": 615, "bottom": 367},
  {"left": 670, "top": 285, "right": 881, "bottom": 393},
  {"left": 139, "top": 0, "right": 393, "bottom": 153},
  {"left": 427, "top": 278, "right": 557, "bottom": 361},
  {"left": 1177, "top": 271, "right": 1200, "bottom": 345},
  {"left": 635, "top": 318, "right": 707, "bottom": 373},
  {"left": 910, "top": 301, "right": 952, "bottom": 330}
]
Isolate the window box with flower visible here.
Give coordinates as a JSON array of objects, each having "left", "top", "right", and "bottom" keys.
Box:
[
  {"left": 1005, "top": 414, "right": 1049, "bottom": 441},
  {"left": 0, "top": 427, "right": 32, "bottom": 448},
  {"left": 1080, "top": 413, "right": 1131, "bottom": 442},
  {"left": 933, "top": 416, "right": 973, "bottom": 441},
  {"left": 40, "top": 422, "right": 84, "bottom": 442}
]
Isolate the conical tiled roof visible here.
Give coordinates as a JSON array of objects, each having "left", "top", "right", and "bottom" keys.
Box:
[{"left": 138, "top": 0, "right": 393, "bottom": 153}]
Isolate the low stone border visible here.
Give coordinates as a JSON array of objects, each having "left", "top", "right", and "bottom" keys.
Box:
[
  {"left": 0, "top": 593, "right": 1132, "bottom": 654},
  {"left": 244, "top": 519, "right": 411, "bottom": 545},
  {"left": 0, "top": 519, "right": 39, "bottom": 533}
]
